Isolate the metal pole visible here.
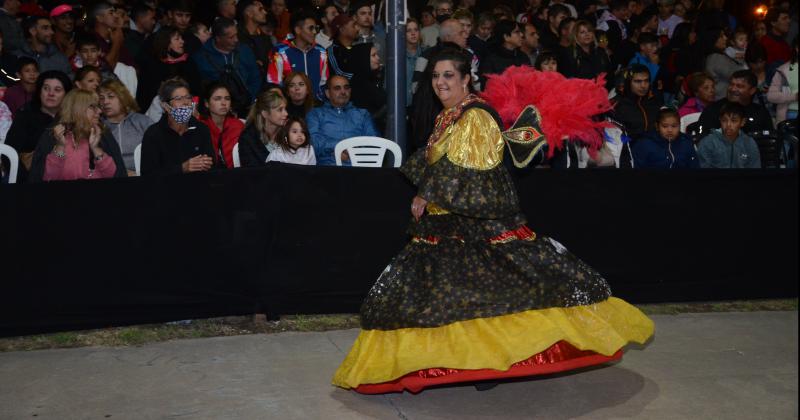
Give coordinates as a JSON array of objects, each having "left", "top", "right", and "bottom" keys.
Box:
[{"left": 386, "top": 0, "right": 407, "bottom": 155}]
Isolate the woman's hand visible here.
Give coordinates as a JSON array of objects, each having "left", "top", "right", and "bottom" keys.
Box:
[
  {"left": 89, "top": 125, "right": 105, "bottom": 156},
  {"left": 182, "top": 154, "right": 214, "bottom": 173},
  {"left": 411, "top": 196, "right": 427, "bottom": 222},
  {"left": 53, "top": 124, "right": 66, "bottom": 146}
]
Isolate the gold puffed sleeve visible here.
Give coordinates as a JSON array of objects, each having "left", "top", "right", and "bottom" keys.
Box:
[{"left": 427, "top": 108, "right": 505, "bottom": 170}]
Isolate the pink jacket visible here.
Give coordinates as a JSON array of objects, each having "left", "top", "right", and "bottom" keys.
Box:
[
  {"left": 43, "top": 135, "right": 117, "bottom": 181},
  {"left": 767, "top": 61, "right": 797, "bottom": 123},
  {"left": 678, "top": 97, "right": 706, "bottom": 117}
]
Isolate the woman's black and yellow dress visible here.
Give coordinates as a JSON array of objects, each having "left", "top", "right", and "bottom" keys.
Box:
[{"left": 333, "top": 95, "right": 654, "bottom": 394}]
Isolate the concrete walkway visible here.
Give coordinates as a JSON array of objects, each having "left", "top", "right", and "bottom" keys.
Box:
[{"left": 0, "top": 311, "right": 797, "bottom": 420}]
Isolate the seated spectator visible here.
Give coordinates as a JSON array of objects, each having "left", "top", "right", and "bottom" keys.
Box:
[
  {"left": 0, "top": 0, "right": 25, "bottom": 54},
  {"left": 136, "top": 26, "right": 201, "bottom": 114},
  {"left": 760, "top": 9, "right": 791, "bottom": 67},
  {"left": 189, "top": 22, "right": 211, "bottom": 46},
  {"left": 612, "top": 64, "right": 662, "bottom": 140},
  {"left": 767, "top": 37, "right": 798, "bottom": 123},
  {"left": 553, "top": 16, "right": 576, "bottom": 67},
  {"left": 267, "top": 11, "right": 329, "bottom": 100},
  {"left": 88, "top": 2, "right": 135, "bottom": 69},
  {"left": 419, "top": 6, "right": 439, "bottom": 49},
  {"left": 2, "top": 57, "right": 38, "bottom": 116},
  {"left": 140, "top": 77, "right": 214, "bottom": 176},
  {"left": 350, "top": 43, "right": 387, "bottom": 128},
  {"left": 196, "top": 82, "right": 245, "bottom": 169},
  {"left": 520, "top": 21, "right": 540, "bottom": 66},
  {"left": 0, "top": 31, "right": 19, "bottom": 89},
  {"left": 412, "top": 19, "right": 479, "bottom": 94},
  {"left": 70, "top": 37, "right": 118, "bottom": 85},
  {"left": 633, "top": 108, "right": 699, "bottom": 168},
  {"left": 193, "top": 17, "right": 262, "bottom": 117},
  {"left": 99, "top": 79, "right": 153, "bottom": 175},
  {"left": 697, "top": 70, "right": 774, "bottom": 134},
  {"left": 73, "top": 66, "right": 102, "bottom": 92},
  {"left": 307, "top": 75, "right": 379, "bottom": 165},
  {"left": 14, "top": 15, "right": 71, "bottom": 75},
  {"left": 266, "top": 115, "right": 316, "bottom": 165},
  {"left": 161, "top": 0, "right": 202, "bottom": 55},
  {"left": 283, "top": 71, "right": 317, "bottom": 119},
  {"left": 561, "top": 20, "right": 613, "bottom": 86},
  {"left": 315, "top": 4, "right": 339, "bottom": 49},
  {"left": 327, "top": 14, "right": 358, "bottom": 79},
  {"left": 468, "top": 12, "right": 493, "bottom": 63},
  {"left": 5, "top": 70, "right": 72, "bottom": 181},
  {"left": 678, "top": 72, "right": 715, "bottom": 116},
  {"left": 479, "top": 20, "right": 530, "bottom": 84},
  {"left": 269, "top": 0, "right": 291, "bottom": 42},
  {"left": 596, "top": 0, "right": 630, "bottom": 56},
  {"left": 28, "top": 88, "right": 127, "bottom": 182},
  {"left": 613, "top": 11, "right": 657, "bottom": 70},
  {"left": 539, "top": 3, "right": 570, "bottom": 52},
  {"left": 0, "top": 100, "right": 10, "bottom": 142},
  {"left": 124, "top": 2, "right": 157, "bottom": 60},
  {"left": 697, "top": 101, "right": 761, "bottom": 168},
  {"left": 534, "top": 50, "right": 559, "bottom": 72},
  {"left": 628, "top": 32, "right": 661, "bottom": 85},
  {"left": 236, "top": 0, "right": 272, "bottom": 75},
  {"left": 699, "top": 28, "right": 746, "bottom": 100},
  {"left": 238, "top": 89, "right": 288, "bottom": 167},
  {"left": 217, "top": 0, "right": 237, "bottom": 20}
]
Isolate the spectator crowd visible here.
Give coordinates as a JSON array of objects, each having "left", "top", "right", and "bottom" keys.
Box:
[{"left": 0, "top": 0, "right": 797, "bottom": 183}]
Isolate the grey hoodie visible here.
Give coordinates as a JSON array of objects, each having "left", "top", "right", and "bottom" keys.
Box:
[
  {"left": 104, "top": 113, "right": 154, "bottom": 171},
  {"left": 13, "top": 42, "right": 71, "bottom": 76},
  {"left": 697, "top": 129, "right": 761, "bottom": 169}
]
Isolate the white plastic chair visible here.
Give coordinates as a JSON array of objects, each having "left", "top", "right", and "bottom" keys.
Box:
[
  {"left": 134, "top": 144, "right": 142, "bottom": 176},
  {"left": 334, "top": 136, "right": 402, "bottom": 167},
  {"left": 0, "top": 143, "right": 19, "bottom": 184},
  {"left": 232, "top": 143, "right": 241, "bottom": 168},
  {"left": 680, "top": 112, "right": 701, "bottom": 133}
]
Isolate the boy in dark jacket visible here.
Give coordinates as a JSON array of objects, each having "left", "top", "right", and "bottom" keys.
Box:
[{"left": 633, "top": 108, "right": 699, "bottom": 168}]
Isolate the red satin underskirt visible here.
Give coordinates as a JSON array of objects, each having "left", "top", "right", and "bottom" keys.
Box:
[{"left": 353, "top": 340, "right": 623, "bottom": 394}]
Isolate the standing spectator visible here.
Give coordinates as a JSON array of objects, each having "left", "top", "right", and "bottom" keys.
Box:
[
  {"left": 140, "top": 77, "right": 215, "bottom": 176},
  {"left": 266, "top": 115, "right": 316, "bottom": 165},
  {"left": 217, "top": 0, "right": 237, "bottom": 20},
  {"left": 136, "top": 26, "right": 201, "bottom": 115},
  {"left": 663, "top": 22, "right": 699, "bottom": 87},
  {"left": 125, "top": 2, "right": 157, "bottom": 61},
  {"left": 744, "top": 43, "right": 770, "bottom": 108},
  {"left": 14, "top": 16, "right": 71, "bottom": 75},
  {"left": 596, "top": 0, "right": 629, "bottom": 55},
  {"left": 700, "top": 28, "right": 746, "bottom": 100},
  {"left": 267, "top": 11, "right": 329, "bottom": 100},
  {"left": 539, "top": 3, "right": 570, "bottom": 52},
  {"left": 468, "top": 12, "right": 493, "bottom": 63},
  {"left": 161, "top": 0, "right": 201, "bottom": 55},
  {"left": 612, "top": 64, "right": 662, "bottom": 140},
  {"left": 73, "top": 66, "right": 102, "bottom": 92},
  {"left": 752, "top": 20, "right": 768, "bottom": 44},
  {"left": 678, "top": 72, "right": 715, "bottom": 116},
  {"left": 28, "top": 89, "right": 126, "bottom": 182},
  {"left": 0, "top": 0, "right": 25, "bottom": 54},
  {"left": 0, "top": 31, "right": 18, "bottom": 89},
  {"left": 238, "top": 89, "right": 288, "bottom": 166},
  {"left": 352, "top": 0, "right": 376, "bottom": 45},
  {"left": 767, "top": 37, "right": 798, "bottom": 123},
  {"left": 614, "top": 11, "right": 658, "bottom": 69},
  {"left": 306, "top": 74, "right": 378, "bottom": 165},
  {"left": 697, "top": 101, "right": 761, "bottom": 168},
  {"left": 405, "top": 18, "right": 425, "bottom": 104},
  {"left": 760, "top": 9, "right": 791, "bottom": 67},
  {"left": 2, "top": 56, "right": 37, "bottom": 115},
  {"left": 316, "top": 3, "right": 339, "bottom": 49},
  {"left": 193, "top": 18, "right": 262, "bottom": 117},
  {"left": 628, "top": 32, "right": 661, "bottom": 85},
  {"left": 694, "top": 0, "right": 734, "bottom": 34},
  {"left": 479, "top": 20, "right": 529, "bottom": 83},
  {"left": 327, "top": 14, "right": 358, "bottom": 79},
  {"left": 283, "top": 71, "right": 316, "bottom": 119},
  {"left": 562, "top": 20, "right": 613, "bottom": 86},
  {"left": 420, "top": 6, "right": 439, "bottom": 48},
  {"left": 4, "top": 70, "right": 71, "bottom": 180},
  {"left": 350, "top": 43, "right": 386, "bottom": 130},
  {"left": 633, "top": 107, "right": 699, "bottom": 168},
  {"left": 520, "top": 21, "right": 540, "bottom": 65},
  {"left": 50, "top": 4, "right": 76, "bottom": 59},
  {"left": 517, "top": 0, "right": 547, "bottom": 26},
  {"left": 656, "top": 0, "right": 682, "bottom": 39},
  {"left": 70, "top": 37, "right": 117, "bottom": 83},
  {"left": 197, "top": 82, "right": 244, "bottom": 169},
  {"left": 89, "top": 2, "right": 135, "bottom": 69},
  {"left": 550, "top": 0, "right": 578, "bottom": 19},
  {"left": 697, "top": 70, "right": 774, "bottom": 134},
  {"left": 333, "top": 0, "right": 351, "bottom": 14},
  {"left": 237, "top": 0, "right": 271, "bottom": 75},
  {"left": 269, "top": 0, "right": 290, "bottom": 42},
  {"left": 99, "top": 78, "right": 153, "bottom": 175},
  {"left": 553, "top": 17, "right": 576, "bottom": 69}
]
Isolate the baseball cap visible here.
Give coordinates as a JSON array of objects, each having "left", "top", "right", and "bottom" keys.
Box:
[{"left": 50, "top": 4, "right": 74, "bottom": 18}]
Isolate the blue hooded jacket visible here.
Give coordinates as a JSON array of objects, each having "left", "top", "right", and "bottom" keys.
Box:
[
  {"left": 632, "top": 131, "right": 700, "bottom": 169},
  {"left": 192, "top": 40, "right": 262, "bottom": 101},
  {"left": 306, "top": 101, "right": 379, "bottom": 166}
]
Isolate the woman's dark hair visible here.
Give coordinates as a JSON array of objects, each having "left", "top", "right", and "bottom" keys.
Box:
[
  {"left": 490, "top": 19, "right": 520, "bottom": 47},
  {"left": 151, "top": 26, "right": 183, "bottom": 59},
  {"left": 198, "top": 81, "right": 232, "bottom": 117},
  {"left": 74, "top": 65, "right": 101, "bottom": 84},
  {"left": 32, "top": 70, "right": 72, "bottom": 108},
  {"left": 158, "top": 77, "right": 191, "bottom": 103},
  {"left": 686, "top": 71, "right": 714, "bottom": 96},
  {"left": 534, "top": 50, "right": 558, "bottom": 70},
  {"left": 429, "top": 48, "right": 473, "bottom": 82},
  {"left": 696, "top": 27, "right": 725, "bottom": 57},
  {"left": 656, "top": 107, "right": 680, "bottom": 124},
  {"left": 275, "top": 115, "right": 311, "bottom": 152},
  {"left": 668, "top": 22, "right": 694, "bottom": 50}
]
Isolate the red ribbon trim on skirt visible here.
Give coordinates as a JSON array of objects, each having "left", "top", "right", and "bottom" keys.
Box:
[{"left": 412, "top": 226, "right": 536, "bottom": 246}]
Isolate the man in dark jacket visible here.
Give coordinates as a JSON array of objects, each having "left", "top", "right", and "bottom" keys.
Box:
[
  {"left": 237, "top": 0, "right": 272, "bottom": 75},
  {"left": 697, "top": 70, "right": 774, "bottom": 136},
  {"left": 612, "top": 64, "right": 663, "bottom": 141},
  {"left": 0, "top": 0, "right": 24, "bottom": 53},
  {"left": 479, "top": 20, "right": 530, "bottom": 87}
]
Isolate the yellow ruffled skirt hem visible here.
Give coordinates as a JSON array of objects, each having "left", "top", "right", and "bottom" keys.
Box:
[{"left": 333, "top": 297, "right": 654, "bottom": 389}]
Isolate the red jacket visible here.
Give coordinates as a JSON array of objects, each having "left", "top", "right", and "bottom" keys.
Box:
[
  {"left": 760, "top": 33, "right": 791, "bottom": 65},
  {"left": 198, "top": 115, "right": 245, "bottom": 169}
]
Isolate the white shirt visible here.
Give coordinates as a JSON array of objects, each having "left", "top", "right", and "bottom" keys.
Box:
[
  {"left": 421, "top": 24, "right": 440, "bottom": 48},
  {"left": 265, "top": 145, "right": 317, "bottom": 165},
  {"left": 658, "top": 15, "right": 683, "bottom": 38}
]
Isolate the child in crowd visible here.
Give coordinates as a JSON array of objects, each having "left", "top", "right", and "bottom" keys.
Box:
[
  {"left": 534, "top": 51, "right": 558, "bottom": 72},
  {"left": 189, "top": 22, "right": 212, "bottom": 45},
  {"left": 697, "top": 102, "right": 761, "bottom": 168},
  {"left": 725, "top": 27, "right": 748, "bottom": 63},
  {"left": 632, "top": 107, "right": 699, "bottom": 168},
  {"left": 70, "top": 38, "right": 116, "bottom": 82},
  {"left": 2, "top": 57, "right": 39, "bottom": 116},
  {"left": 629, "top": 32, "right": 661, "bottom": 85},
  {"left": 266, "top": 115, "right": 316, "bottom": 165}
]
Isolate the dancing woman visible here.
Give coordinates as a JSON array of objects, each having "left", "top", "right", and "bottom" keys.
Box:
[{"left": 333, "top": 49, "right": 654, "bottom": 394}]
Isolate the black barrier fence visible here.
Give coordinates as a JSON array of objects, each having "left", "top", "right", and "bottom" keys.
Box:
[{"left": 0, "top": 165, "right": 797, "bottom": 337}]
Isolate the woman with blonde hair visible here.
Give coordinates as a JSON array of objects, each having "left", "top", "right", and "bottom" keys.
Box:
[
  {"left": 28, "top": 89, "right": 127, "bottom": 182},
  {"left": 238, "top": 89, "right": 288, "bottom": 167},
  {"left": 99, "top": 79, "right": 154, "bottom": 175},
  {"left": 283, "top": 71, "right": 318, "bottom": 119}
]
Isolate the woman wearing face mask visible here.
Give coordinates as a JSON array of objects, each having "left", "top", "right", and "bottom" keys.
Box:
[
  {"left": 197, "top": 82, "right": 245, "bottom": 169},
  {"left": 5, "top": 70, "right": 73, "bottom": 182},
  {"left": 139, "top": 77, "right": 214, "bottom": 176},
  {"left": 135, "top": 27, "right": 201, "bottom": 115},
  {"left": 99, "top": 79, "right": 154, "bottom": 175},
  {"left": 238, "top": 89, "right": 289, "bottom": 167},
  {"left": 28, "top": 89, "right": 127, "bottom": 182},
  {"left": 349, "top": 43, "right": 387, "bottom": 131}
]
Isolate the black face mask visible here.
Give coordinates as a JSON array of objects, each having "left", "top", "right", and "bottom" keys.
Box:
[{"left": 436, "top": 14, "right": 451, "bottom": 23}]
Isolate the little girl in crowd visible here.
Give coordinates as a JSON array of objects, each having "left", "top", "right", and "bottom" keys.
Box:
[
  {"left": 266, "top": 115, "right": 316, "bottom": 165},
  {"left": 725, "top": 28, "right": 748, "bottom": 63}
]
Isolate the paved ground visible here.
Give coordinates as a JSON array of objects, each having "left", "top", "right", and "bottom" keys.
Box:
[{"left": 0, "top": 311, "right": 797, "bottom": 420}]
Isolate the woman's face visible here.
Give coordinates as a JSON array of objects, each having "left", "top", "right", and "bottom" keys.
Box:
[
  {"left": 697, "top": 78, "right": 716, "bottom": 104},
  {"left": 263, "top": 101, "right": 288, "bottom": 127},
  {"left": 169, "top": 33, "right": 185, "bottom": 55},
  {"left": 406, "top": 21, "right": 420, "bottom": 45},
  {"left": 714, "top": 31, "right": 727, "bottom": 50},
  {"left": 76, "top": 71, "right": 101, "bottom": 92},
  {"left": 85, "top": 99, "right": 102, "bottom": 126},
  {"left": 41, "top": 79, "right": 66, "bottom": 110},
  {"left": 286, "top": 75, "right": 309, "bottom": 105},
  {"left": 432, "top": 59, "right": 468, "bottom": 107},
  {"left": 287, "top": 121, "right": 306, "bottom": 148},
  {"left": 369, "top": 47, "right": 381, "bottom": 71},
  {"left": 206, "top": 87, "right": 231, "bottom": 117},
  {"left": 753, "top": 21, "right": 767, "bottom": 40},
  {"left": 99, "top": 88, "right": 123, "bottom": 118},
  {"left": 577, "top": 24, "right": 594, "bottom": 47}
]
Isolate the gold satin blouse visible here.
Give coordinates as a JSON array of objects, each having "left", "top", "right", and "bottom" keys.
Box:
[{"left": 427, "top": 108, "right": 505, "bottom": 171}]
